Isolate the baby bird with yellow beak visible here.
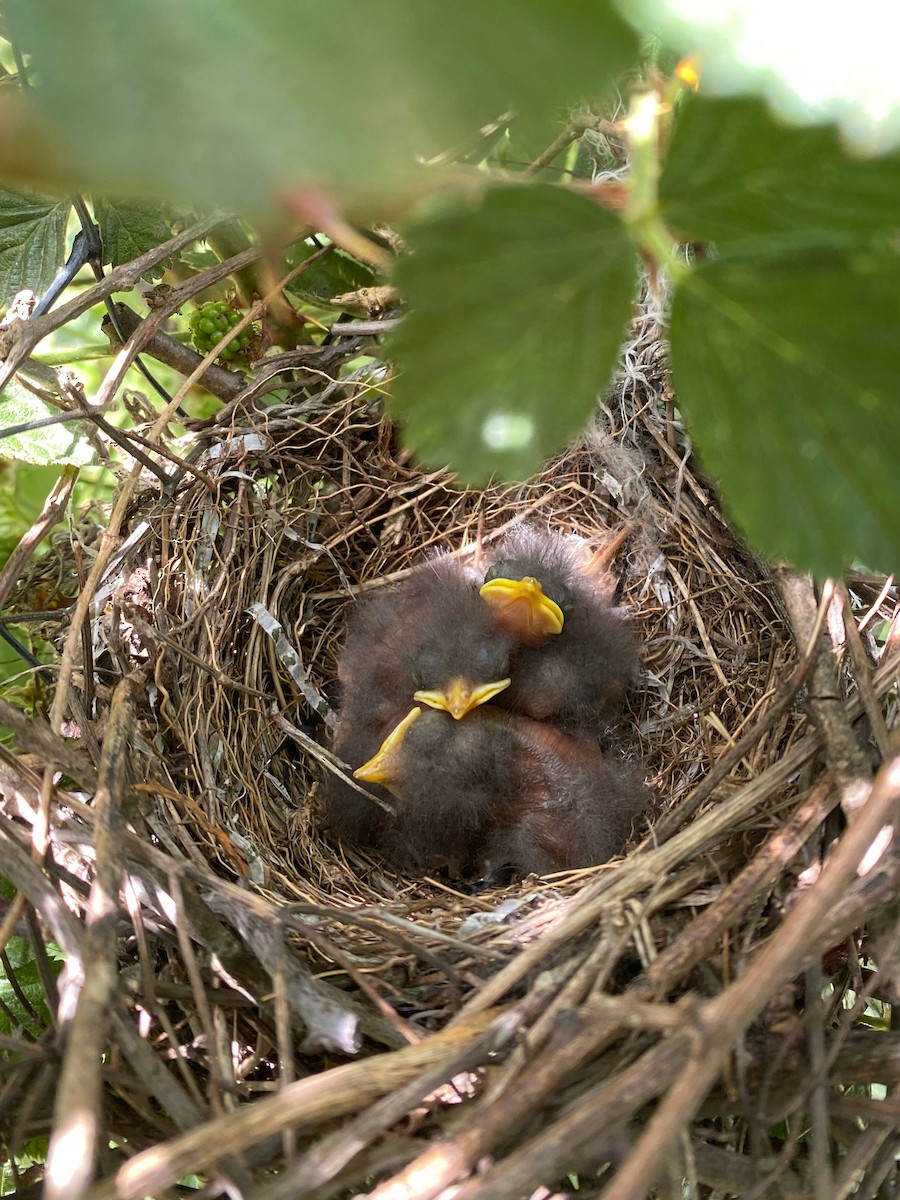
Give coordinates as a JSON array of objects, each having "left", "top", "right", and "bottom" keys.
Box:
[
  {"left": 323, "top": 525, "right": 642, "bottom": 872},
  {"left": 323, "top": 554, "right": 515, "bottom": 852},
  {"left": 479, "top": 525, "right": 639, "bottom": 729}
]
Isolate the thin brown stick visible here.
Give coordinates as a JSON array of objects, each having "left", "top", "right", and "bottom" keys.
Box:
[
  {"left": 0, "top": 215, "right": 224, "bottom": 391},
  {"left": 840, "top": 582, "right": 891, "bottom": 757},
  {"left": 103, "top": 303, "right": 245, "bottom": 401},
  {"left": 86, "top": 1008, "right": 504, "bottom": 1200},
  {"left": 45, "top": 674, "right": 139, "bottom": 1200},
  {"left": 775, "top": 569, "right": 872, "bottom": 813}
]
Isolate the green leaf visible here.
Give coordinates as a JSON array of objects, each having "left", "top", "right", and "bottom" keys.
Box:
[
  {"left": 284, "top": 245, "right": 375, "bottom": 307},
  {"left": 0, "top": 378, "right": 95, "bottom": 467},
  {"left": 7, "top": 0, "right": 638, "bottom": 214},
  {"left": 0, "top": 934, "right": 57, "bottom": 1036},
  {"left": 179, "top": 248, "right": 221, "bottom": 274},
  {"left": 92, "top": 197, "right": 173, "bottom": 268},
  {"left": 660, "top": 96, "right": 900, "bottom": 244},
  {"left": 669, "top": 243, "right": 900, "bottom": 573},
  {"left": 389, "top": 186, "right": 636, "bottom": 483},
  {"left": 0, "top": 189, "right": 70, "bottom": 302}
]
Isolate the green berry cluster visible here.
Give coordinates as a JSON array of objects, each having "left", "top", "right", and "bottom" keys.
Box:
[{"left": 189, "top": 300, "right": 255, "bottom": 363}]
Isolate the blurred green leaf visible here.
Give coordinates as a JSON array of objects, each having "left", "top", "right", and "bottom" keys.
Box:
[
  {"left": 7, "top": 0, "right": 638, "bottom": 214},
  {"left": 0, "top": 934, "right": 57, "bottom": 1036},
  {"left": 389, "top": 186, "right": 636, "bottom": 483},
  {"left": 0, "top": 189, "right": 70, "bottom": 302},
  {"left": 93, "top": 197, "right": 173, "bottom": 268},
  {"left": 179, "top": 248, "right": 221, "bottom": 274},
  {"left": 0, "top": 378, "right": 95, "bottom": 467},
  {"left": 284, "top": 244, "right": 375, "bottom": 307},
  {"left": 660, "top": 96, "right": 900, "bottom": 244},
  {"left": 0, "top": 462, "right": 60, "bottom": 534},
  {"left": 670, "top": 242, "right": 900, "bottom": 573}
]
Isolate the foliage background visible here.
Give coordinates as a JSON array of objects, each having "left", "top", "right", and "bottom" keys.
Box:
[{"left": 0, "top": 0, "right": 898, "bottom": 575}]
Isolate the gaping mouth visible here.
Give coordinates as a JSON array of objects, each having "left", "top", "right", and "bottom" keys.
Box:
[{"left": 479, "top": 575, "right": 565, "bottom": 638}]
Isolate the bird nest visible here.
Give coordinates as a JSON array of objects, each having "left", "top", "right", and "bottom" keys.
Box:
[{"left": 2, "top": 302, "right": 899, "bottom": 1198}]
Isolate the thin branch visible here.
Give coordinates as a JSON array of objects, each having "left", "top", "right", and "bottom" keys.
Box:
[
  {"left": 775, "top": 569, "right": 872, "bottom": 814},
  {"left": 0, "top": 215, "right": 225, "bottom": 393},
  {"left": 46, "top": 675, "right": 139, "bottom": 1200}
]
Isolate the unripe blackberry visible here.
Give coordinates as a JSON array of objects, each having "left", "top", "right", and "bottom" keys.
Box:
[{"left": 189, "top": 300, "right": 256, "bottom": 364}]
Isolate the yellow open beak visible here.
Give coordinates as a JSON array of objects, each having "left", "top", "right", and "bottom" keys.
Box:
[
  {"left": 353, "top": 706, "right": 423, "bottom": 788},
  {"left": 479, "top": 575, "right": 565, "bottom": 638},
  {"left": 413, "top": 676, "right": 510, "bottom": 720}
]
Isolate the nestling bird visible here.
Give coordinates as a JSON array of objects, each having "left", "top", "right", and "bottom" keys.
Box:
[
  {"left": 474, "top": 713, "right": 649, "bottom": 875},
  {"left": 478, "top": 525, "right": 639, "bottom": 729},
  {"left": 352, "top": 705, "right": 649, "bottom": 876},
  {"left": 338, "top": 554, "right": 515, "bottom": 724},
  {"left": 349, "top": 705, "right": 511, "bottom": 874},
  {"left": 323, "top": 556, "right": 516, "bottom": 853}
]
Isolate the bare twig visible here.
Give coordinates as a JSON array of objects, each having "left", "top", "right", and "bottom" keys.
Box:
[
  {"left": 0, "top": 215, "right": 225, "bottom": 392},
  {"left": 45, "top": 675, "right": 139, "bottom": 1200},
  {"left": 775, "top": 569, "right": 872, "bottom": 814}
]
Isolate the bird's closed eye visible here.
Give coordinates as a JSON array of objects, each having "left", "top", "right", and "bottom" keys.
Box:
[
  {"left": 471, "top": 639, "right": 508, "bottom": 678},
  {"left": 411, "top": 647, "right": 442, "bottom": 687}
]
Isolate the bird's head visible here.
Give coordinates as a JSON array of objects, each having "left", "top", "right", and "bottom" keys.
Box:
[
  {"left": 352, "top": 705, "right": 511, "bottom": 800},
  {"left": 410, "top": 624, "right": 512, "bottom": 720}
]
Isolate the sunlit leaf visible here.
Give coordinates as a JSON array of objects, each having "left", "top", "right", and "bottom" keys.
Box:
[
  {"left": 0, "top": 377, "right": 95, "bottom": 467},
  {"left": 626, "top": 1, "right": 900, "bottom": 156},
  {"left": 389, "top": 186, "right": 636, "bottom": 483},
  {"left": 670, "top": 242, "right": 900, "bottom": 573},
  {"left": 661, "top": 96, "right": 900, "bottom": 244},
  {"left": 179, "top": 248, "right": 220, "bottom": 274},
  {"left": 0, "top": 189, "right": 70, "bottom": 302},
  {"left": 7, "top": 0, "right": 638, "bottom": 214},
  {"left": 0, "top": 462, "right": 60, "bottom": 531}
]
